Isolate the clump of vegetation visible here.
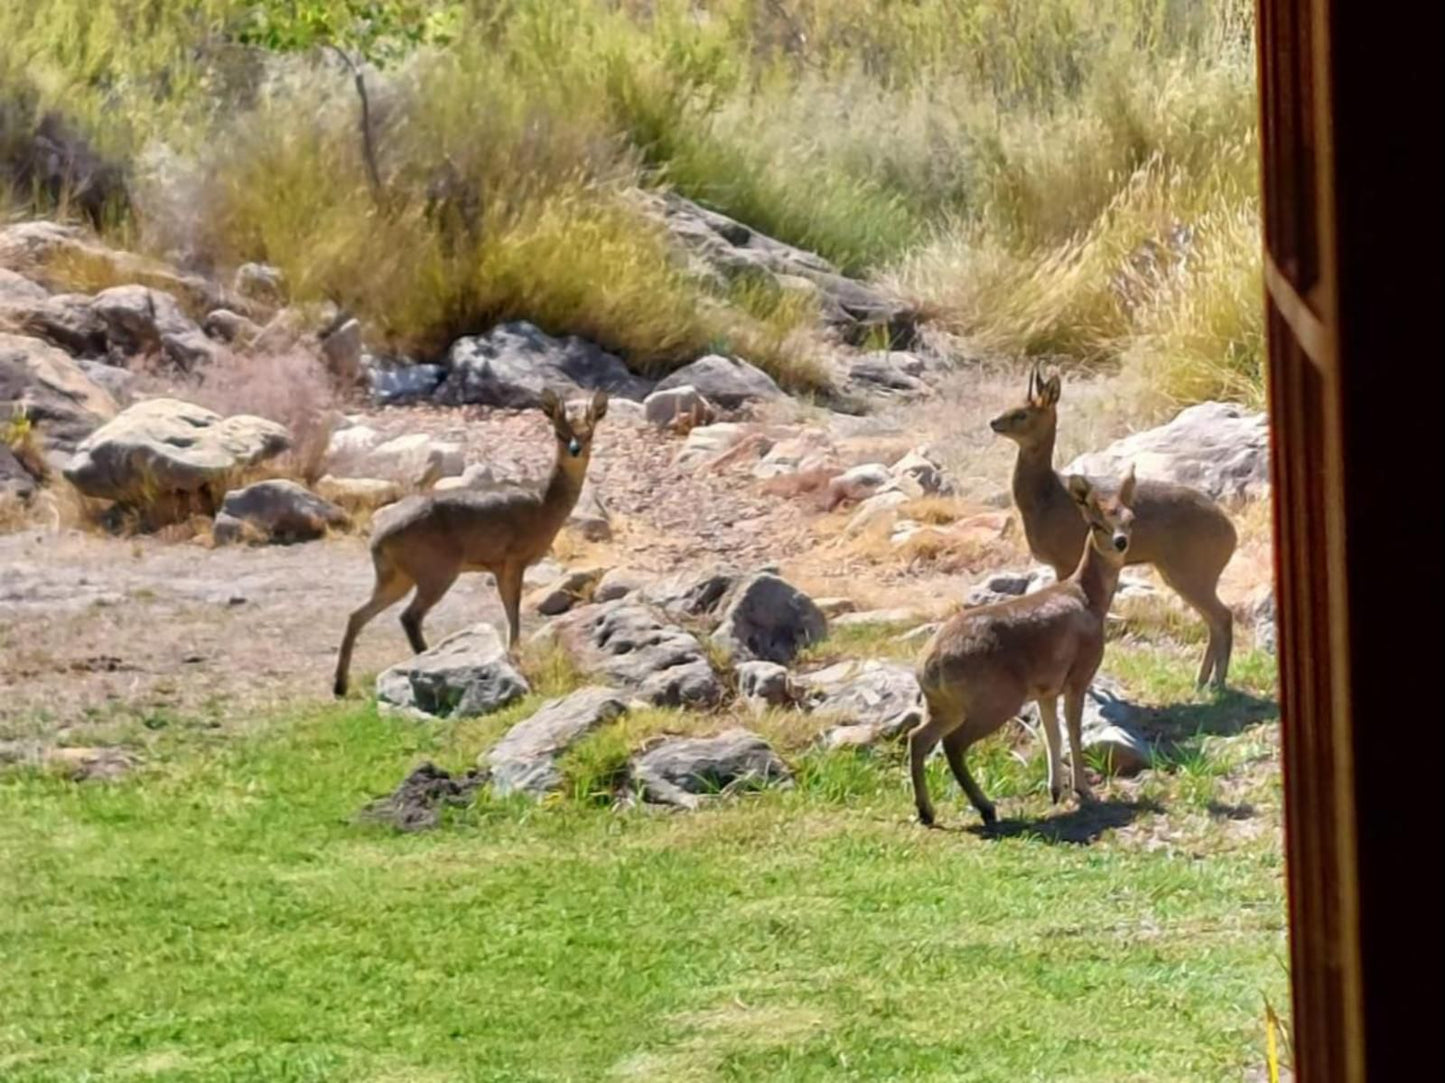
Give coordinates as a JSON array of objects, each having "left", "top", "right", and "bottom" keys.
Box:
[{"left": 2, "top": 0, "right": 1264, "bottom": 403}]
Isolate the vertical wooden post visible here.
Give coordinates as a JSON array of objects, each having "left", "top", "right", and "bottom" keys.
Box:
[{"left": 1256, "top": 1, "right": 1442, "bottom": 1078}]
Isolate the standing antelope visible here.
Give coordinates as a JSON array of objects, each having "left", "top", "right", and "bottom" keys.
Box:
[
  {"left": 911, "top": 468, "right": 1137, "bottom": 827},
  {"left": 332, "top": 388, "right": 607, "bottom": 697},
  {"left": 992, "top": 365, "right": 1237, "bottom": 689}
]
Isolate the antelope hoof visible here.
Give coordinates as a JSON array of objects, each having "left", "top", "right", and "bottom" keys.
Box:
[
  {"left": 1074, "top": 787, "right": 1097, "bottom": 806},
  {"left": 980, "top": 805, "right": 998, "bottom": 827},
  {"left": 916, "top": 806, "right": 936, "bottom": 828},
  {"left": 333, "top": 678, "right": 348, "bottom": 698},
  {"left": 1050, "top": 785, "right": 1063, "bottom": 805}
]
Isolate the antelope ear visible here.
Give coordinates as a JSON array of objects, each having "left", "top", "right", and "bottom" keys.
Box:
[
  {"left": 1067, "top": 474, "right": 1093, "bottom": 505},
  {"left": 539, "top": 387, "right": 562, "bottom": 420},
  {"left": 1040, "top": 371, "right": 1062, "bottom": 406},
  {"left": 1118, "top": 464, "right": 1137, "bottom": 506},
  {"left": 589, "top": 389, "right": 609, "bottom": 421}
]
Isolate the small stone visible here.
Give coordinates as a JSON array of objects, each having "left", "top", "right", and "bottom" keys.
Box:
[{"left": 736, "top": 660, "right": 793, "bottom": 708}]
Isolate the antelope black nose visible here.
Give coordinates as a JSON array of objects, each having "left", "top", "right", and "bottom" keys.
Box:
[
  {"left": 989, "top": 418, "right": 1004, "bottom": 432},
  {"left": 568, "top": 438, "right": 582, "bottom": 457},
  {"left": 1113, "top": 535, "right": 1128, "bottom": 552}
]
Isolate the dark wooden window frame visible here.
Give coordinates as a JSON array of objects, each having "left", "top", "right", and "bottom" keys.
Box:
[{"left": 1257, "top": 1, "right": 1442, "bottom": 1078}]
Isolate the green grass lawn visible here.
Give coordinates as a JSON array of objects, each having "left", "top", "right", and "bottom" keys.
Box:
[{"left": 0, "top": 647, "right": 1287, "bottom": 1082}]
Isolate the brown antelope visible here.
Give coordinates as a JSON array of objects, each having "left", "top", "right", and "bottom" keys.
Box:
[
  {"left": 992, "top": 365, "right": 1237, "bottom": 689},
  {"left": 911, "top": 468, "right": 1137, "bottom": 827},
  {"left": 332, "top": 388, "right": 607, "bottom": 696}
]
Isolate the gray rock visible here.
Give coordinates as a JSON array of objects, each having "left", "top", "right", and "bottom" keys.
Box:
[
  {"left": 1063, "top": 402, "right": 1270, "bottom": 504},
  {"left": 88, "top": 285, "right": 220, "bottom": 369},
  {"left": 890, "top": 448, "right": 951, "bottom": 495},
  {"left": 0, "top": 291, "right": 108, "bottom": 356},
  {"left": 1018, "top": 679, "right": 1152, "bottom": 775},
  {"left": 525, "top": 566, "right": 607, "bottom": 616},
  {"left": 832, "top": 608, "right": 922, "bottom": 628},
  {"left": 547, "top": 601, "right": 722, "bottom": 707},
  {"left": 643, "top": 384, "right": 717, "bottom": 428},
  {"left": 0, "top": 332, "right": 118, "bottom": 455},
  {"left": 486, "top": 686, "right": 629, "bottom": 798},
  {"left": 654, "top": 354, "right": 783, "bottom": 411},
  {"left": 800, "top": 659, "right": 926, "bottom": 748},
  {"left": 212, "top": 479, "right": 348, "bottom": 544},
  {"left": 640, "top": 192, "right": 915, "bottom": 347},
  {"left": 712, "top": 573, "right": 827, "bottom": 664},
  {"left": 367, "top": 360, "right": 445, "bottom": 406},
  {"left": 71, "top": 358, "right": 135, "bottom": 404},
  {"left": 376, "top": 623, "right": 530, "bottom": 720},
  {"left": 1, "top": 443, "right": 37, "bottom": 501},
  {"left": 320, "top": 318, "right": 363, "bottom": 384},
  {"left": 0, "top": 268, "right": 48, "bottom": 304},
  {"left": 1253, "top": 590, "right": 1276, "bottom": 655},
  {"left": 595, "top": 567, "right": 647, "bottom": 603},
  {"left": 846, "top": 353, "right": 930, "bottom": 399},
  {"left": 736, "top": 660, "right": 793, "bottom": 708},
  {"left": 63, "top": 397, "right": 289, "bottom": 511},
  {"left": 831, "top": 462, "right": 898, "bottom": 504},
  {"left": 672, "top": 421, "right": 757, "bottom": 470},
  {"left": 322, "top": 427, "right": 463, "bottom": 489},
  {"left": 436, "top": 321, "right": 652, "bottom": 409},
  {"left": 568, "top": 481, "right": 612, "bottom": 542},
  {"left": 202, "top": 309, "right": 264, "bottom": 345},
  {"left": 631, "top": 729, "right": 791, "bottom": 810},
  {"left": 966, "top": 567, "right": 1056, "bottom": 608},
  {"left": 638, "top": 567, "right": 740, "bottom": 618}
]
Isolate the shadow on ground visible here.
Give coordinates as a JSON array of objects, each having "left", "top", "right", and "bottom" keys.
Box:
[
  {"left": 964, "top": 796, "right": 1164, "bottom": 845},
  {"left": 1143, "top": 689, "right": 1278, "bottom": 744}
]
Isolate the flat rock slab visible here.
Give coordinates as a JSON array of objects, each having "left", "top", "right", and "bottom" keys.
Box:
[
  {"left": 631, "top": 728, "right": 791, "bottom": 810},
  {"left": 376, "top": 624, "right": 530, "bottom": 720},
  {"left": 485, "top": 686, "right": 628, "bottom": 798},
  {"left": 546, "top": 601, "right": 722, "bottom": 707}
]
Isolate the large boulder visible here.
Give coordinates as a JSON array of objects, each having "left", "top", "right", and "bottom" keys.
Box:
[
  {"left": 366, "top": 360, "right": 445, "bottom": 406},
  {"left": 799, "top": 659, "right": 926, "bottom": 749},
  {"left": 630, "top": 729, "right": 791, "bottom": 810},
  {"left": 485, "top": 686, "right": 629, "bottom": 798},
  {"left": 62, "top": 397, "right": 289, "bottom": 511},
  {"left": 87, "top": 285, "right": 219, "bottom": 369},
  {"left": 1064, "top": 402, "right": 1270, "bottom": 504},
  {"left": 0, "top": 332, "right": 118, "bottom": 459},
  {"left": 711, "top": 572, "right": 827, "bottom": 664},
  {"left": 654, "top": 354, "right": 783, "bottom": 411},
  {"left": 212, "top": 479, "right": 348, "bottom": 544},
  {"left": 435, "top": 321, "right": 653, "bottom": 409},
  {"left": 376, "top": 624, "right": 530, "bottom": 720},
  {"left": 544, "top": 601, "right": 722, "bottom": 707},
  {"left": 321, "top": 426, "right": 464, "bottom": 489}
]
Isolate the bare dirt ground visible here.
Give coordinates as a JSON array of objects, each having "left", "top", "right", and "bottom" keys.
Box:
[{"left": 0, "top": 368, "right": 1274, "bottom": 751}]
